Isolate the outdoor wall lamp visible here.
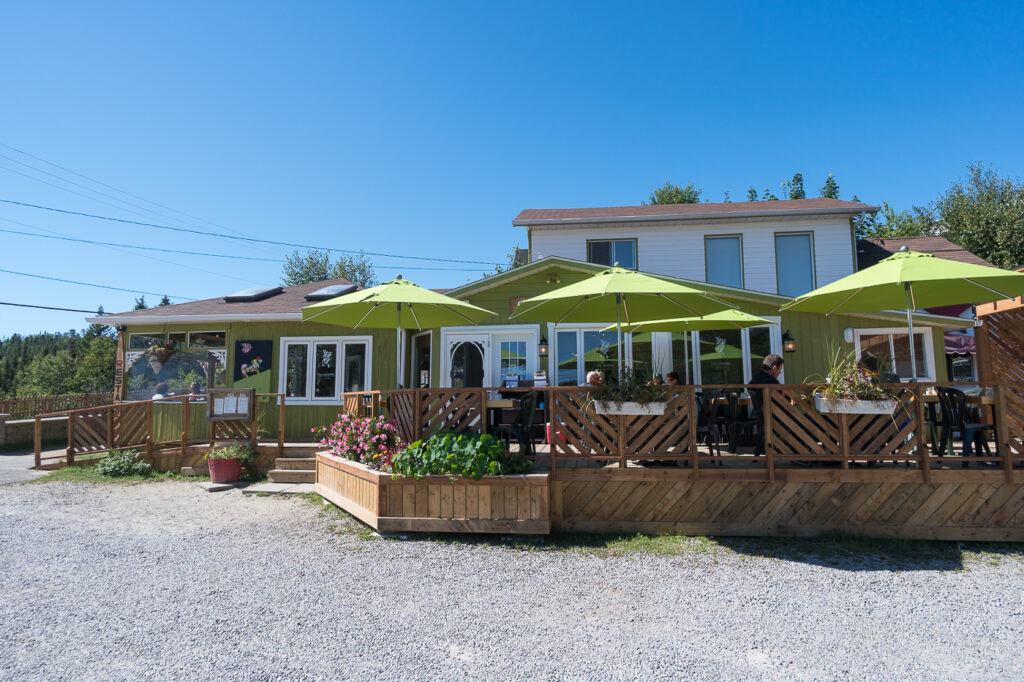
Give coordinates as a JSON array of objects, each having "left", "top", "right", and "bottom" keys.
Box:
[
  {"left": 782, "top": 330, "right": 797, "bottom": 353},
  {"left": 546, "top": 273, "right": 560, "bottom": 284},
  {"left": 538, "top": 336, "right": 549, "bottom": 357}
]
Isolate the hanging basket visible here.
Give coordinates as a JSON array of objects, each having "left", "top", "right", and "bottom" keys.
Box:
[
  {"left": 813, "top": 394, "right": 896, "bottom": 415},
  {"left": 595, "top": 401, "right": 666, "bottom": 416}
]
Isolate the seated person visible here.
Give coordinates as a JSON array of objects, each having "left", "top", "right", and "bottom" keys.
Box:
[
  {"left": 582, "top": 370, "right": 604, "bottom": 387},
  {"left": 665, "top": 371, "right": 681, "bottom": 386},
  {"left": 747, "top": 354, "right": 784, "bottom": 455},
  {"left": 152, "top": 381, "right": 171, "bottom": 400}
]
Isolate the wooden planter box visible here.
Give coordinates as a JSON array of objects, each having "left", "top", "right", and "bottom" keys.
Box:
[
  {"left": 595, "top": 401, "right": 666, "bottom": 416},
  {"left": 315, "top": 452, "right": 550, "bottom": 535},
  {"left": 813, "top": 394, "right": 897, "bottom": 415}
]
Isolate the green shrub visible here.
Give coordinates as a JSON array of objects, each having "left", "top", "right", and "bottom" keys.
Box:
[
  {"left": 96, "top": 449, "right": 152, "bottom": 478},
  {"left": 391, "top": 432, "right": 532, "bottom": 481}
]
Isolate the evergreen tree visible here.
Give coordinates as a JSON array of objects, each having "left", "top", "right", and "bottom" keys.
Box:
[
  {"left": 820, "top": 173, "right": 840, "bottom": 199},
  {"left": 133, "top": 296, "right": 147, "bottom": 310},
  {"left": 782, "top": 173, "right": 806, "bottom": 200},
  {"left": 747, "top": 187, "right": 759, "bottom": 201},
  {"left": 158, "top": 295, "right": 171, "bottom": 306}
]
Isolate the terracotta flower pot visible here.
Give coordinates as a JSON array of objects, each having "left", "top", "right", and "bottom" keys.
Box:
[{"left": 208, "top": 458, "right": 242, "bottom": 483}]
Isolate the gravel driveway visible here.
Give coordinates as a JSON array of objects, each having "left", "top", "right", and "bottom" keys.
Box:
[{"left": 2, "top": 479, "right": 1022, "bottom": 681}]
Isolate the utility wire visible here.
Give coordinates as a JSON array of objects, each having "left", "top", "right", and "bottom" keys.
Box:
[
  {"left": 0, "top": 225, "right": 496, "bottom": 271},
  {"left": 0, "top": 198, "right": 504, "bottom": 266},
  {"left": 0, "top": 268, "right": 192, "bottom": 300},
  {"left": 0, "top": 301, "right": 106, "bottom": 314}
]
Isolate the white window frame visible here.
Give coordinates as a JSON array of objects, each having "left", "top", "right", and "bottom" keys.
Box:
[
  {"left": 278, "top": 336, "right": 373, "bottom": 404},
  {"left": 774, "top": 231, "right": 817, "bottom": 297},
  {"left": 690, "top": 318, "right": 783, "bottom": 384},
  {"left": 586, "top": 239, "right": 638, "bottom": 270},
  {"left": 852, "top": 326, "right": 935, "bottom": 382},
  {"left": 704, "top": 234, "right": 744, "bottom": 289},
  {"left": 549, "top": 323, "right": 646, "bottom": 386},
  {"left": 128, "top": 332, "right": 165, "bottom": 350}
]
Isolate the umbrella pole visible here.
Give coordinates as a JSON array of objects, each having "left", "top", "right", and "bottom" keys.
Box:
[
  {"left": 684, "top": 330, "right": 690, "bottom": 385},
  {"left": 616, "top": 293, "right": 623, "bottom": 378},
  {"left": 905, "top": 283, "right": 917, "bottom": 382},
  {"left": 396, "top": 302, "right": 402, "bottom": 389}
]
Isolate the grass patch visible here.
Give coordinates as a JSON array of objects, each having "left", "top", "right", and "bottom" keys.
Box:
[
  {"left": 300, "top": 492, "right": 377, "bottom": 541},
  {"left": 27, "top": 462, "right": 196, "bottom": 485}
]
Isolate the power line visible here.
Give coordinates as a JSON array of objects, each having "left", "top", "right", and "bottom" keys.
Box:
[
  {"left": 0, "top": 301, "right": 105, "bottom": 314},
  {"left": 0, "top": 268, "right": 192, "bottom": 300},
  {"left": 0, "top": 198, "right": 505, "bottom": 266},
  {"left": 0, "top": 225, "right": 495, "bottom": 271}
]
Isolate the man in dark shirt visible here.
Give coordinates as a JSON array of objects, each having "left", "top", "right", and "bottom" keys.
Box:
[{"left": 748, "top": 354, "right": 784, "bottom": 455}]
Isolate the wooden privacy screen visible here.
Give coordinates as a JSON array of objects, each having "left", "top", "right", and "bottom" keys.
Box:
[
  {"left": 386, "top": 389, "right": 485, "bottom": 444},
  {"left": 978, "top": 307, "right": 1024, "bottom": 384}
]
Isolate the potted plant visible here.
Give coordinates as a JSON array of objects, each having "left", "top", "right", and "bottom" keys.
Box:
[
  {"left": 812, "top": 348, "right": 897, "bottom": 415},
  {"left": 591, "top": 366, "right": 667, "bottom": 416},
  {"left": 205, "top": 444, "right": 255, "bottom": 483},
  {"left": 145, "top": 339, "right": 179, "bottom": 373}
]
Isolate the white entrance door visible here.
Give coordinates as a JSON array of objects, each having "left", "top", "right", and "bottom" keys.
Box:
[{"left": 446, "top": 334, "right": 490, "bottom": 388}]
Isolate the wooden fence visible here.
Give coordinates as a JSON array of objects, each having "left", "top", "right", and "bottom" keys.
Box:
[{"left": 34, "top": 393, "right": 287, "bottom": 469}]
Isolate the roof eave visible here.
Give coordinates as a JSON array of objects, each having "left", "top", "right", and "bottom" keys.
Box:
[
  {"left": 85, "top": 312, "right": 303, "bottom": 326},
  {"left": 514, "top": 206, "right": 879, "bottom": 227}
]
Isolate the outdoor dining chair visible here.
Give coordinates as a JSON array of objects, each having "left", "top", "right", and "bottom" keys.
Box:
[
  {"left": 695, "top": 390, "right": 723, "bottom": 464},
  {"left": 496, "top": 391, "right": 539, "bottom": 458},
  {"left": 935, "top": 386, "right": 995, "bottom": 465}
]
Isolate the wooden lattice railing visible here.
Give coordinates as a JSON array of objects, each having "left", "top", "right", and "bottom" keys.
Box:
[{"left": 34, "top": 393, "right": 287, "bottom": 469}]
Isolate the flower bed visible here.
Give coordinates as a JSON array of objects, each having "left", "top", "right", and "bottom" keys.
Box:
[{"left": 315, "top": 454, "right": 550, "bottom": 534}]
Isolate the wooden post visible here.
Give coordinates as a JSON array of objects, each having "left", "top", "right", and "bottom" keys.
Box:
[
  {"left": 34, "top": 416, "right": 42, "bottom": 468},
  {"left": 180, "top": 396, "right": 190, "bottom": 459},
  {"left": 479, "top": 388, "right": 488, "bottom": 435},
  {"left": 914, "top": 386, "right": 930, "bottom": 483},
  {"left": 66, "top": 413, "right": 75, "bottom": 467},
  {"left": 690, "top": 387, "right": 699, "bottom": 480},
  {"left": 413, "top": 389, "right": 423, "bottom": 441},
  {"left": 147, "top": 400, "right": 155, "bottom": 450},
  {"left": 839, "top": 413, "right": 850, "bottom": 470},
  {"left": 996, "top": 384, "right": 1012, "bottom": 483},
  {"left": 106, "top": 407, "right": 115, "bottom": 455},
  {"left": 278, "top": 393, "right": 285, "bottom": 457},
  {"left": 617, "top": 414, "right": 627, "bottom": 468},
  {"left": 549, "top": 388, "right": 557, "bottom": 480},
  {"left": 763, "top": 386, "right": 774, "bottom": 483}
]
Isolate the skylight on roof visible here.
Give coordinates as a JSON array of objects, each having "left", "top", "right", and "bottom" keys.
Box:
[
  {"left": 223, "top": 285, "right": 283, "bottom": 303},
  {"left": 304, "top": 284, "right": 358, "bottom": 301}
]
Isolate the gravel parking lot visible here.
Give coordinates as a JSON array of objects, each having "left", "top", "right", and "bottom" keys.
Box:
[{"left": 2, "top": 479, "right": 1023, "bottom": 681}]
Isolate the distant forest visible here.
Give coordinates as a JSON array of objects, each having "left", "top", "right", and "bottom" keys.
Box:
[{"left": 0, "top": 322, "right": 116, "bottom": 397}]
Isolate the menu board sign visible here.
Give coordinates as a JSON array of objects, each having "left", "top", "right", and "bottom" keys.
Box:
[{"left": 207, "top": 388, "right": 255, "bottom": 422}]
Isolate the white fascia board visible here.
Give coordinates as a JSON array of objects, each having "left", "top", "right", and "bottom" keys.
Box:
[
  {"left": 84, "top": 313, "right": 303, "bottom": 326},
  {"left": 513, "top": 206, "right": 877, "bottom": 227}
]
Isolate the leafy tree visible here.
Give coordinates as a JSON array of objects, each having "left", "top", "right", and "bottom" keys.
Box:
[
  {"left": 747, "top": 187, "right": 759, "bottom": 201},
  {"left": 935, "top": 163, "right": 1024, "bottom": 269},
  {"left": 782, "top": 173, "right": 806, "bottom": 200},
  {"left": 762, "top": 187, "right": 779, "bottom": 201},
  {"left": 646, "top": 182, "right": 702, "bottom": 205},
  {"left": 722, "top": 190, "right": 731, "bottom": 203},
  {"left": 491, "top": 244, "right": 524, "bottom": 275},
  {"left": 157, "top": 295, "right": 171, "bottom": 306},
  {"left": 855, "top": 202, "right": 936, "bottom": 239},
  {"left": 280, "top": 249, "right": 379, "bottom": 287},
  {"left": 16, "top": 350, "right": 80, "bottom": 396},
  {"left": 73, "top": 336, "right": 117, "bottom": 393},
  {"left": 133, "top": 296, "right": 147, "bottom": 310},
  {"left": 820, "top": 173, "right": 840, "bottom": 199}
]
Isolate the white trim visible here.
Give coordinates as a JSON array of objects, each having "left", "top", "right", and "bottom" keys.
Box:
[
  {"left": 277, "top": 335, "right": 373, "bottom": 404},
  {"left": 87, "top": 312, "right": 302, "bottom": 325},
  {"left": 687, "top": 318, "right": 782, "bottom": 385},
  {"left": 410, "top": 331, "right": 432, "bottom": 388},
  {"left": 513, "top": 206, "right": 877, "bottom": 227},
  {"left": 439, "top": 325, "right": 540, "bottom": 388},
  {"left": 851, "top": 326, "right": 936, "bottom": 382}
]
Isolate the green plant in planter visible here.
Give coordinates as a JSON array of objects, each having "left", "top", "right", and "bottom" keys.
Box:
[
  {"left": 811, "top": 346, "right": 894, "bottom": 404},
  {"left": 205, "top": 444, "right": 258, "bottom": 479},
  {"left": 392, "top": 432, "right": 532, "bottom": 480},
  {"left": 591, "top": 365, "right": 666, "bottom": 408}
]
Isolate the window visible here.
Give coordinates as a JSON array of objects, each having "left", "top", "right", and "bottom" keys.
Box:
[
  {"left": 556, "top": 330, "right": 578, "bottom": 386},
  {"left": 281, "top": 337, "right": 372, "bottom": 402},
  {"left": 704, "top": 236, "right": 743, "bottom": 289},
  {"left": 853, "top": 328, "right": 934, "bottom": 381},
  {"left": 677, "top": 323, "right": 781, "bottom": 385},
  {"left": 775, "top": 232, "right": 815, "bottom": 297},
  {"left": 553, "top": 327, "right": 643, "bottom": 385},
  {"left": 587, "top": 239, "right": 637, "bottom": 269},
  {"left": 500, "top": 340, "right": 528, "bottom": 381},
  {"left": 698, "top": 329, "right": 744, "bottom": 385},
  {"left": 167, "top": 332, "right": 187, "bottom": 347},
  {"left": 128, "top": 333, "right": 164, "bottom": 350},
  {"left": 188, "top": 331, "right": 226, "bottom": 348}
]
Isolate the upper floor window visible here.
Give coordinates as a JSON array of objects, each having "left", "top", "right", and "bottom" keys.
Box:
[
  {"left": 775, "top": 232, "right": 815, "bottom": 297},
  {"left": 704, "top": 235, "right": 743, "bottom": 289},
  {"left": 587, "top": 239, "right": 637, "bottom": 269}
]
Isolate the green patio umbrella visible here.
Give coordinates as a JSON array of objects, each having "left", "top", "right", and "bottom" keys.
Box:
[
  {"left": 781, "top": 248, "right": 1024, "bottom": 381},
  {"left": 302, "top": 276, "right": 496, "bottom": 388},
  {"left": 511, "top": 265, "right": 735, "bottom": 376},
  {"left": 602, "top": 310, "right": 776, "bottom": 383}
]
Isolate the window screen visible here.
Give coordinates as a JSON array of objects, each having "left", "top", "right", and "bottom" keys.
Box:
[
  {"left": 705, "top": 236, "right": 743, "bottom": 288},
  {"left": 775, "top": 233, "right": 815, "bottom": 297}
]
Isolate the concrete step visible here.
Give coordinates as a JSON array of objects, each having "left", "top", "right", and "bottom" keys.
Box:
[
  {"left": 275, "top": 457, "right": 316, "bottom": 471},
  {"left": 182, "top": 465, "right": 210, "bottom": 477},
  {"left": 268, "top": 469, "right": 315, "bottom": 484}
]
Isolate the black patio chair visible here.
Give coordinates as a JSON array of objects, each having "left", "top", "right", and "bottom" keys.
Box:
[
  {"left": 495, "top": 391, "right": 539, "bottom": 458},
  {"left": 695, "top": 390, "right": 722, "bottom": 464},
  {"left": 935, "top": 386, "right": 994, "bottom": 466}
]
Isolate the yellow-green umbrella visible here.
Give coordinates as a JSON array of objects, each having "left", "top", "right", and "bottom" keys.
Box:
[{"left": 302, "top": 276, "right": 495, "bottom": 388}]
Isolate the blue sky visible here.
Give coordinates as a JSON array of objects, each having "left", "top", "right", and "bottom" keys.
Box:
[{"left": 1, "top": 1, "right": 1022, "bottom": 334}]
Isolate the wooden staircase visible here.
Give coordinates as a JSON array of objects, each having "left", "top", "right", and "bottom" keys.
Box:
[{"left": 268, "top": 457, "right": 316, "bottom": 484}]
